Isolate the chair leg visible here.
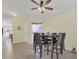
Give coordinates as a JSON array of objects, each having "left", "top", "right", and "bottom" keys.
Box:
[
  {"left": 47, "top": 44, "right": 49, "bottom": 55},
  {"left": 33, "top": 44, "right": 34, "bottom": 50},
  {"left": 56, "top": 53, "right": 58, "bottom": 59},
  {"left": 56, "top": 43, "right": 59, "bottom": 59},
  {"left": 51, "top": 46, "right": 54, "bottom": 59},
  {"left": 63, "top": 42, "right": 65, "bottom": 51},
  {"left": 60, "top": 48, "right": 63, "bottom": 55},
  {"left": 51, "top": 44, "right": 54, "bottom": 59},
  {"left": 60, "top": 43, "right": 63, "bottom": 55},
  {"left": 34, "top": 43, "right": 37, "bottom": 55},
  {"left": 40, "top": 45, "right": 42, "bottom": 58}
]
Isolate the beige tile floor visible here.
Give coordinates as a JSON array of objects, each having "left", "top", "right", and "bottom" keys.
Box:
[{"left": 2, "top": 39, "right": 77, "bottom": 59}]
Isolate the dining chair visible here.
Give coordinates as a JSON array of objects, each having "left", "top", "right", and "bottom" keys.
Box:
[
  {"left": 51, "top": 33, "right": 66, "bottom": 59},
  {"left": 41, "top": 33, "right": 51, "bottom": 55},
  {"left": 33, "top": 33, "right": 42, "bottom": 57},
  {"left": 33, "top": 33, "right": 50, "bottom": 57},
  {"left": 33, "top": 33, "right": 47, "bottom": 49},
  {"left": 43, "top": 33, "right": 57, "bottom": 57},
  {"left": 57, "top": 33, "right": 66, "bottom": 54},
  {"left": 51, "top": 33, "right": 57, "bottom": 58}
]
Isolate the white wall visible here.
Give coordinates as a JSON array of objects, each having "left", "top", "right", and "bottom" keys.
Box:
[{"left": 12, "top": 18, "right": 25, "bottom": 43}]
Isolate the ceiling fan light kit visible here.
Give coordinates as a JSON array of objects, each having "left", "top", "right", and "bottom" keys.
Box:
[{"left": 31, "top": 0, "right": 53, "bottom": 13}]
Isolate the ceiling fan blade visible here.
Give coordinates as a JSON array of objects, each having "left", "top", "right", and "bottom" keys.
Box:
[
  {"left": 45, "top": 0, "right": 52, "bottom": 6},
  {"left": 45, "top": 7, "right": 53, "bottom": 10},
  {"left": 31, "top": 7, "right": 38, "bottom": 10},
  {"left": 31, "top": 0, "right": 39, "bottom": 6}
]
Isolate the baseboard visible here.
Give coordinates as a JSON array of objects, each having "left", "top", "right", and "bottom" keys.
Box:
[
  {"left": 13, "top": 41, "right": 26, "bottom": 44},
  {"left": 65, "top": 48, "right": 77, "bottom": 54},
  {"left": 65, "top": 48, "right": 72, "bottom": 51}
]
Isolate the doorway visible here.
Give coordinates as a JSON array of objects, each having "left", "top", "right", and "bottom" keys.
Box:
[{"left": 32, "top": 23, "right": 43, "bottom": 43}]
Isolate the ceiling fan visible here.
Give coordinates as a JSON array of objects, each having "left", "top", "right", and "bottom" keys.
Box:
[{"left": 31, "top": 0, "right": 53, "bottom": 13}]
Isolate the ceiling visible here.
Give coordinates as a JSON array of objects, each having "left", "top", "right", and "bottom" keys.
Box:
[{"left": 2, "top": 0, "right": 76, "bottom": 20}]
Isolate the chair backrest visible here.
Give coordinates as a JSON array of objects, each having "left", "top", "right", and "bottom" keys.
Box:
[
  {"left": 41, "top": 33, "right": 45, "bottom": 40},
  {"left": 51, "top": 33, "right": 57, "bottom": 44},
  {"left": 57, "top": 33, "right": 66, "bottom": 49},
  {"left": 52, "top": 33, "right": 57, "bottom": 37},
  {"left": 34, "top": 33, "right": 41, "bottom": 44}
]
